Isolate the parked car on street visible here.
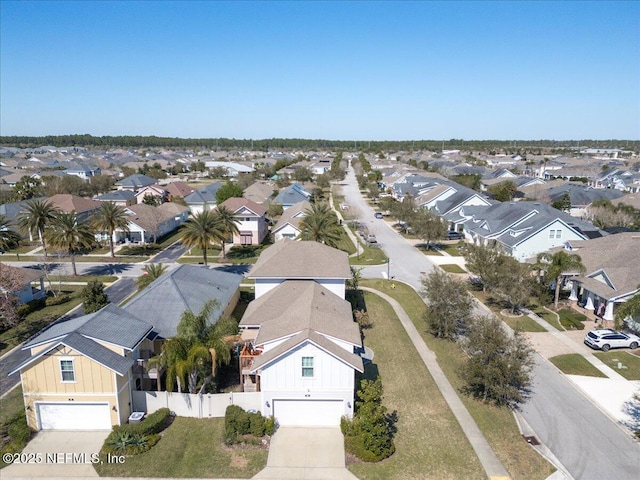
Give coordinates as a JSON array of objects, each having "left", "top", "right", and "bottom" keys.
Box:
[
  {"left": 374, "top": 212, "right": 384, "bottom": 219},
  {"left": 367, "top": 234, "right": 377, "bottom": 244},
  {"left": 584, "top": 329, "right": 640, "bottom": 351}
]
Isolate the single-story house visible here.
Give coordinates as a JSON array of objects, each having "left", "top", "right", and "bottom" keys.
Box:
[
  {"left": 9, "top": 304, "right": 153, "bottom": 430},
  {"left": 115, "top": 174, "right": 157, "bottom": 191},
  {"left": 94, "top": 190, "right": 136, "bottom": 207},
  {"left": 273, "top": 184, "right": 312, "bottom": 209},
  {"left": 46, "top": 194, "right": 101, "bottom": 223},
  {"left": 243, "top": 181, "right": 275, "bottom": 205},
  {"left": 184, "top": 182, "right": 223, "bottom": 214},
  {"left": 111, "top": 202, "right": 189, "bottom": 244},
  {"left": 0, "top": 264, "right": 46, "bottom": 303}
]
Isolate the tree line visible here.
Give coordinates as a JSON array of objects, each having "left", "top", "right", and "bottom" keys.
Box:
[{"left": 2, "top": 135, "right": 638, "bottom": 152}]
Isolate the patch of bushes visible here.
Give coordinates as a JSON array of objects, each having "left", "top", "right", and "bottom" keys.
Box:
[
  {"left": 227, "top": 245, "right": 259, "bottom": 259},
  {"left": 224, "top": 405, "right": 275, "bottom": 445},
  {"left": 0, "top": 412, "right": 33, "bottom": 466},
  {"left": 558, "top": 309, "right": 586, "bottom": 330},
  {"left": 45, "top": 294, "right": 70, "bottom": 307},
  {"left": 15, "top": 298, "right": 46, "bottom": 317},
  {"left": 341, "top": 377, "right": 396, "bottom": 462},
  {"left": 101, "top": 408, "right": 172, "bottom": 456}
]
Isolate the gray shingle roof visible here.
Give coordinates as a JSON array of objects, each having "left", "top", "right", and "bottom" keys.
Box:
[
  {"left": 115, "top": 174, "right": 157, "bottom": 188},
  {"left": 273, "top": 184, "right": 311, "bottom": 206},
  {"left": 12, "top": 332, "right": 135, "bottom": 377},
  {"left": 24, "top": 303, "right": 152, "bottom": 349},
  {"left": 240, "top": 280, "right": 361, "bottom": 346},
  {"left": 184, "top": 182, "right": 222, "bottom": 204},
  {"left": 249, "top": 239, "right": 350, "bottom": 279},
  {"left": 124, "top": 264, "right": 243, "bottom": 339}
]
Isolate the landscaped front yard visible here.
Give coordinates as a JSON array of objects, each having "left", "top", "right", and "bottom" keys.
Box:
[
  {"left": 359, "top": 280, "right": 555, "bottom": 480},
  {"left": 594, "top": 351, "right": 640, "bottom": 380},
  {"left": 93, "top": 417, "right": 267, "bottom": 478}
]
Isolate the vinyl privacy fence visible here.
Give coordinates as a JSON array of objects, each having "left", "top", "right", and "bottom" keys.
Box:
[{"left": 132, "top": 390, "right": 261, "bottom": 418}]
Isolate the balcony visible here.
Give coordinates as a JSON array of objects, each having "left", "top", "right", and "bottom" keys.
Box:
[{"left": 239, "top": 343, "right": 262, "bottom": 393}]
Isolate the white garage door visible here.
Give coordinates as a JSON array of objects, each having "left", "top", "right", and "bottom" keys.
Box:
[
  {"left": 37, "top": 403, "right": 111, "bottom": 430},
  {"left": 273, "top": 400, "right": 343, "bottom": 426}
]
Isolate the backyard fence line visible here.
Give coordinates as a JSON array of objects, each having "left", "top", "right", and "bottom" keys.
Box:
[{"left": 131, "top": 390, "right": 261, "bottom": 418}]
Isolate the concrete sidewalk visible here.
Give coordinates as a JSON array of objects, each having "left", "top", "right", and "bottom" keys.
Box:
[{"left": 360, "top": 286, "right": 512, "bottom": 480}]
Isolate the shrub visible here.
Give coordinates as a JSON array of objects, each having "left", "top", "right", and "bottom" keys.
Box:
[
  {"left": 224, "top": 405, "right": 273, "bottom": 445},
  {"left": 342, "top": 378, "right": 396, "bottom": 462},
  {"left": 16, "top": 298, "right": 46, "bottom": 317},
  {"left": 101, "top": 408, "right": 171, "bottom": 456},
  {"left": 45, "top": 294, "right": 70, "bottom": 307},
  {"left": 7, "top": 418, "right": 31, "bottom": 444},
  {"left": 81, "top": 280, "right": 108, "bottom": 313}
]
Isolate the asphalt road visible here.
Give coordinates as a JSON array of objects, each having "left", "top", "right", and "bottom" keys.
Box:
[
  {"left": 4, "top": 261, "right": 146, "bottom": 277},
  {"left": 340, "top": 165, "right": 640, "bottom": 479},
  {"left": 0, "top": 277, "right": 138, "bottom": 395},
  {"left": 521, "top": 357, "right": 640, "bottom": 480},
  {"left": 151, "top": 241, "right": 188, "bottom": 263}
]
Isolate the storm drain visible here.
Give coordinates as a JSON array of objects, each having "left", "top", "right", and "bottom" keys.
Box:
[{"left": 524, "top": 435, "right": 540, "bottom": 445}]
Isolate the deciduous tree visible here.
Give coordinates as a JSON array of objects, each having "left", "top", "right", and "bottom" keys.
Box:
[
  {"left": 421, "top": 270, "right": 474, "bottom": 340},
  {"left": 461, "top": 315, "right": 534, "bottom": 407}
]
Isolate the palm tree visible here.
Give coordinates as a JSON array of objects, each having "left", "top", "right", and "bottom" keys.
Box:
[
  {"left": 213, "top": 206, "right": 240, "bottom": 259},
  {"left": 16, "top": 199, "right": 58, "bottom": 257},
  {"left": 537, "top": 250, "right": 586, "bottom": 310},
  {"left": 149, "top": 300, "right": 235, "bottom": 393},
  {"left": 46, "top": 212, "right": 95, "bottom": 276},
  {"left": 300, "top": 202, "right": 343, "bottom": 248},
  {"left": 91, "top": 202, "right": 130, "bottom": 258},
  {"left": 135, "top": 263, "right": 168, "bottom": 291},
  {"left": 180, "top": 210, "right": 223, "bottom": 266},
  {"left": 0, "top": 215, "right": 21, "bottom": 252}
]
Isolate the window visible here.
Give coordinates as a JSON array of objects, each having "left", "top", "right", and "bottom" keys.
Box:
[
  {"left": 301, "top": 357, "right": 314, "bottom": 377},
  {"left": 60, "top": 359, "right": 75, "bottom": 382},
  {"left": 549, "top": 230, "right": 555, "bottom": 238},
  {"left": 555, "top": 229, "right": 562, "bottom": 239}
]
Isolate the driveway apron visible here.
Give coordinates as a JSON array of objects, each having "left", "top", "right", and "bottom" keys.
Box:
[
  {"left": 253, "top": 426, "right": 358, "bottom": 480},
  {"left": 2, "top": 430, "right": 109, "bottom": 478}
]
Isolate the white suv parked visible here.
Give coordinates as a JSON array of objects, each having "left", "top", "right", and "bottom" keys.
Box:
[{"left": 584, "top": 329, "right": 640, "bottom": 351}]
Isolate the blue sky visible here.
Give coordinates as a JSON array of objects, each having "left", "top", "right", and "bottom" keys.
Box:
[{"left": 1, "top": 1, "right": 638, "bottom": 140}]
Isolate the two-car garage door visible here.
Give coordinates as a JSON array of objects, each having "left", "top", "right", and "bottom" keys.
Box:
[
  {"left": 37, "top": 403, "right": 112, "bottom": 430},
  {"left": 273, "top": 399, "right": 343, "bottom": 426}
]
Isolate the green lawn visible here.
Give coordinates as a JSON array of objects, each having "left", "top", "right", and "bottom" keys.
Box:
[
  {"left": 419, "top": 245, "right": 443, "bottom": 256},
  {"left": 549, "top": 354, "right": 607, "bottom": 377},
  {"left": 501, "top": 314, "right": 548, "bottom": 333},
  {"left": 360, "top": 280, "right": 555, "bottom": 480},
  {"left": 594, "top": 351, "right": 640, "bottom": 380},
  {"left": 93, "top": 417, "right": 267, "bottom": 478},
  {"left": 437, "top": 242, "right": 465, "bottom": 256},
  {"left": 48, "top": 275, "right": 118, "bottom": 284},
  {"left": 439, "top": 263, "right": 467, "bottom": 274},
  {"left": 349, "top": 244, "right": 388, "bottom": 266},
  {"left": 0, "top": 386, "right": 23, "bottom": 425},
  {"left": 0, "top": 287, "right": 84, "bottom": 356},
  {"left": 335, "top": 229, "right": 357, "bottom": 255},
  {"left": 349, "top": 292, "right": 485, "bottom": 479},
  {"left": 534, "top": 308, "right": 563, "bottom": 331}
]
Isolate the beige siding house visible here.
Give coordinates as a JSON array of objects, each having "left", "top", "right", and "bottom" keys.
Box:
[{"left": 10, "top": 304, "right": 153, "bottom": 430}]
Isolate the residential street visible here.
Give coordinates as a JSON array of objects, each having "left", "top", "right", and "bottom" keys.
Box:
[
  {"left": 339, "top": 167, "right": 640, "bottom": 479},
  {"left": 151, "top": 241, "right": 188, "bottom": 263}
]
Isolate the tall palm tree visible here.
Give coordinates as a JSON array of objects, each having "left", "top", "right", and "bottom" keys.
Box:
[
  {"left": 16, "top": 199, "right": 59, "bottom": 257},
  {"left": 537, "top": 250, "right": 586, "bottom": 310},
  {"left": 300, "top": 202, "right": 343, "bottom": 248},
  {"left": 180, "top": 210, "right": 223, "bottom": 266},
  {"left": 135, "top": 263, "right": 168, "bottom": 291},
  {"left": 213, "top": 205, "right": 240, "bottom": 259},
  {"left": 0, "top": 215, "right": 21, "bottom": 252},
  {"left": 46, "top": 211, "right": 95, "bottom": 276},
  {"left": 91, "top": 202, "right": 130, "bottom": 258}
]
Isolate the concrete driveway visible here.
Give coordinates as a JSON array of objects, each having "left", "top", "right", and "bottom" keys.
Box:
[
  {"left": 253, "top": 427, "right": 358, "bottom": 480},
  {"left": 2, "top": 430, "right": 109, "bottom": 478}
]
